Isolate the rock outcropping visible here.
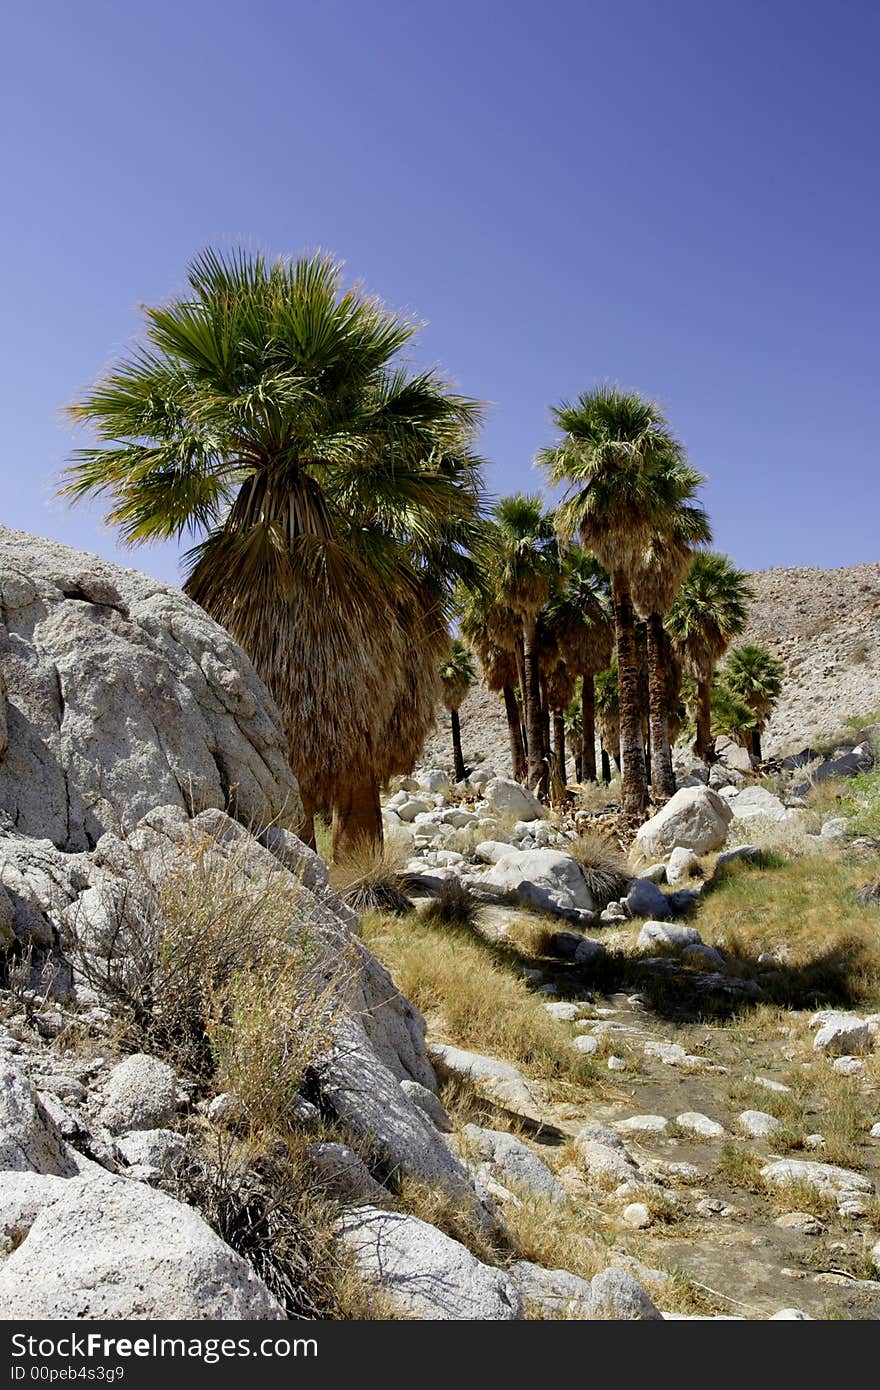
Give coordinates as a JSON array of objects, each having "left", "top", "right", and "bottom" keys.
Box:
[
  {"left": 0, "top": 527, "right": 301, "bottom": 850},
  {"left": 0, "top": 531, "right": 483, "bottom": 1320}
]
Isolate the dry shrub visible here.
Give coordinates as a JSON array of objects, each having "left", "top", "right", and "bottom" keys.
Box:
[
  {"left": 574, "top": 780, "right": 621, "bottom": 813},
  {"left": 568, "top": 830, "right": 632, "bottom": 904},
  {"left": 418, "top": 877, "right": 482, "bottom": 932},
  {"left": 330, "top": 835, "right": 413, "bottom": 915},
  {"left": 174, "top": 1133, "right": 393, "bottom": 1319},
  {"left": 71, "top": 830, "right": 347, "bottom": 1128}
]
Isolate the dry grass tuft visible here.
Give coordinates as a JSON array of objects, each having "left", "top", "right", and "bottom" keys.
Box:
[
  {"left": 330, "top": 835, "right": 413, "bottom": 915},
  {"left": 174, "top": 1132, "right": 394, "bottom": 1319},
  {"left": 417, "top": 877, "right": 483, "bottom": 932},
  {"left": 568, "top": 831, "right": 632, "bottom": 905}
]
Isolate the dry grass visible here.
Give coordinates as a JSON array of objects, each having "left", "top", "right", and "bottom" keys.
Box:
[
  {"left": 696, "top": 851, "right": 880, "bottom": 1009},
  {"left": 573, "top": 779, "right": 621, "bottom": 813},
  {"left": 330, "top": 835, "right": 413, "bottom": 915},
  {"left": 417, "top": 877, "right": 483, "bottom": 932},
  {"left": 174, "top": 1131, "right": 396, "bottom": 1319},
  {"left": 71, "top": 828, "right": 346, "bottom": 1124},
  {"left": 568, "top": 830, "right": 632, "bottom": 905},
  {"left": 359, "top": 909, "right": 597, "bottom": 1085},
  {"left": 801, "top": 777, "right": 850, "bottom": 833}
]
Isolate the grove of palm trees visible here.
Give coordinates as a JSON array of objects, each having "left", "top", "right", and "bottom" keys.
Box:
[{"left": 63, "top": 250, "right": 770, "bottom": 843}]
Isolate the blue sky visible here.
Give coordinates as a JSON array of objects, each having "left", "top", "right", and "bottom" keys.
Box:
[{"left": 2, "top": 0, "right": 877, "bottom": 584}]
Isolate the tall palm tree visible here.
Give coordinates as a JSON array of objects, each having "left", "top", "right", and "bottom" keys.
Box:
[
  {"left": 721, "top": 643, "right": 784, "bottom": 760},
  {"left": 491, "top": 495, "right": 557, "bottom": 794},
  {"left": 594, "top": 662, "right": 621, "bottom": 783},
  {"left": 545, "top": 549, "right": 613, "bottom": 783},
  {"left": 438, "top": 639, "right": 477, "bottom": 782},
  {"left": 667, "top": 552, "right": 752, "bottom": 761},
  {"left": 61, "top": 248, "right": 484, "bottom": 855},
  {"left": 457, "top": 584, "right": 527, "bottom": 781},
  {"left": 538, "top": 386, "right": 689, "bottom": 816},
  {"left": 630, "top": 473, "right": 712, "bottom": 800}
]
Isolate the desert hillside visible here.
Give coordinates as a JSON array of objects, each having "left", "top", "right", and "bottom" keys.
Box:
[{"left": 421, "top": 561, "right": 880, "bottom": 774}]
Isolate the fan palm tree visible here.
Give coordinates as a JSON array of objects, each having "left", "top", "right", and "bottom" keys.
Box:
[
  {"left": 630, "top": 473, "right": 712, "bottom": 800},
  {"left": 61, "top": 248, "right": 484, "bottom": 855},
  {"left": 546, "top": 549, "right": 613, "bottom": 782},
  {"left": 538, "top": 386, "right": 689, "bottom": 815},
  {"left": 721, "top": 644, "right": 784, "bottom": 760},
  {"left": 457, "top": 584, "right": 526, "bottom": 781},
  {"left": 490, "top": 494, "right": 557, "bottom": 795},
  {"left": 438, "top": 639, "right": 477, "bottom": 782},
  {"left": 667, "top": 552, "right": 752, "bottom": 761},
  {"left": 594, "top": 662, "right": 621, "bottom": 783}
]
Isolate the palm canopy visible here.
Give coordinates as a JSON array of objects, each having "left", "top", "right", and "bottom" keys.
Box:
[
  {"left": 438, "top": 639, "right": 477, "bottom": 711},
  {"left": 722, "top": 644, "right": 784, "bottom": 727},
  {"left": 62, "top": 248, "right": 486, "bottom": 823},
  {"left": 537, "top": 386, "right": 688, "bottom": 573},
  {"left": 629, "top": 473, "right": 713, "bottom": 617},
  {"left": 667, "top": 552, "right": 752, "bottom": 680},
  {"left": 544, "top": 547, "right": 613, "bottom": 675},
  {"left": 489, "top": 493, "right": 558, "bottom": 618}
]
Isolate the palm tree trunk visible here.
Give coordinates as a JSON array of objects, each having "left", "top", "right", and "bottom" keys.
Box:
[
  {"left": 332, "top": 774, "right": 383, "bottom": 859},
  {"left": 450, "top": 707, "right": 466, "bottom": 782},
  {"left": 298, "top": 793, "right": 317, "bottom": 851},
  {"left": 522, "top": 616, "right": 545, "bottom": 795},
  {"left": 502, "top": 684, "right": 527, "bottom": 782},
  {"left": 693, "top": 678, "right": 713, "bottom": 761},
  {"left": 575, "top": 751, "right": 583, "bottom": 781},
  {"left": 612, "top": 570, "right": 649, "bottom": 816},
  {"left": 601, "top": 746, "right": 612, "bottom": 784},
  {"left": 514, "top": 638, "right": 529, "bottom": 759},
  {"left": 751, "top": 728, "right": 762, "bottom": 761},
  {"left": 581, "top": 673, "right": 597, "bottom": 782},
  {"left": 553, "top": 711, "right": 567, "bottom": 783},
  {"left": 647, "top": 611, "right": 676, "bottom": 800}
]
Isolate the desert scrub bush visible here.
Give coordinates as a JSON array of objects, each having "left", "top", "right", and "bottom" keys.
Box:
[
  {"left": 174, "top": 1133, "right": 393, "bottom": 1319},
  {"left": 573, "top": 779, "right": 621, "bottom": 814},
  {"left": 568, "top": 831, "right": 632, "bottom": 904},
  {"left": 71, "top": 829, "right": 348, "bottom": 1127},
  {"left": 360, "top": 909, "right": 597, "bottom": 1085},
  {"left": 330, "top": 834, "right": 413, "bottom": 914},
  {"left": 417, "top": 877, "right": 483, "bottom": 932}
]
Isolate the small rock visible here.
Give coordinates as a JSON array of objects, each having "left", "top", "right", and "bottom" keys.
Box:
[
  {"left": 99, "top": 1055, "right": 178, "bottom": 1135},
  {"left": 573, "top": 1035, "right": 600, "bottom": 1055},
  {"left": 626, "top": 879, "right": 671, "bottom": 920},
  {"left": 831, "top": 1056, "right": 864, "bottom": 1075},
  {"left": 761, "top": 1159, "right": 873, "bottom": 1195},
  {"left": 737, "top": 1110, "right": 782, "bottom": 1139},
  {"left": 622, "top": 1202, "right": 651, "bottom": 1229},
  {"left": 675, "top": 1112, "right": 725, "bottom": 1140},
  {"left": 399, "top": 1080, "right": 453, "bottom": 1133},
  {"left": 607, "top": 1056, "right": 626, "bottom": 1071},
  {"left": 775, "top": 1212, "right": 825, "bottom": 1235},
  {"left": 637, "top": 921, "right": 702, "bottom": 953},
  {"left": 586, "top": 1267, "right": 662, "bottom": 1320},
  {"left": 665, "top": 847, "right": 703, "bottom": 886},
  {"left": 543, "top": 1001, "right": 583, "bottom": 1022},
  {"left": 613, "top": 1114, "right": 669, "bottom": 1136},
  {"left": 812, "top": 1014, "right": 871, "bottom": 1056}
]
